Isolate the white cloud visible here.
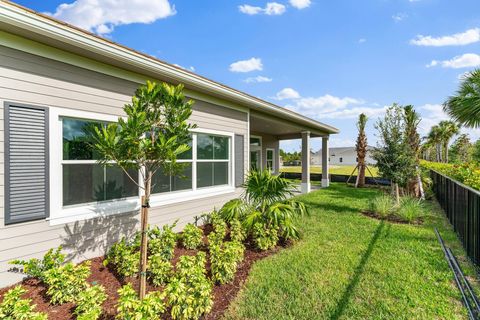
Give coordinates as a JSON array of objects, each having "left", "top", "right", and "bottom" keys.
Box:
[
  {"left": 47, "top": 0, "right": 176, "bottom": 35},
  {"left": 238, "top": 4, "right": 263, "bottom": 15},
  {"left": 392, "top": 13, "right": 408, "bottom": 22},
  {"left": 229, "top": 58, "right": 263, "bottom": 73},
  {"left": 358, "top": 38, "right": 367, "bottom": 44},
  {"left": 275, "top": 88, "right": 301, "bottom": 100},
  {"left": 427, "top": 53, "right": 480, "bottom": 69},
  {"left": 244, "top": 76, "right": 273, "bottom": 83},
  {"left": 289, "top": 0, "right": 311, "bottom": 9},
  {"left": 410, "top": 28, "right": 480, "bottom": 46},
  {"left": 239, "top": 2, "right": 286, "bottom": 15},
  {"left": 294, "top": 95, "right": 363, "bottom": 114}
]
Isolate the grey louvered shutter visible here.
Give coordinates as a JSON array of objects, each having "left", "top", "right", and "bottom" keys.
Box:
[
  {"left": 5, "top": 104, "right": 49, "bottom": 224},
  {"left": 234, "top": 134, "right": 244, "bottom": 187}
]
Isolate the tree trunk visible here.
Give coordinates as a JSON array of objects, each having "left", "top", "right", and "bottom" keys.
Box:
[
  {"left": 356, "top": 164, "right": 366, "bottom": 188},
  {"left": 139, "top": 172, "right": 152, "bottom": 299},
  {"left": 443, "top": 141, "right": 449, "bottom": 163},
  {"left": 394, "top": 183, "right": 400, "bottom": 205}
]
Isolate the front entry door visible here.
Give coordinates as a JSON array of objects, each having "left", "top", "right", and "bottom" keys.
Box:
[{"left": 250, "top": 150, "right": 261, "bottom": 171}]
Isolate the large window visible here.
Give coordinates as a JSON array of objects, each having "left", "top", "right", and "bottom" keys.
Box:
[
  {"left": 62, "top": 118, "right": 138, "bottom": 206},
  {"left": 196, "top": 134, "right": 230, "bottom": 188},
  {"left": 266, "top": 149, "right": 275, "bottom": 172}
]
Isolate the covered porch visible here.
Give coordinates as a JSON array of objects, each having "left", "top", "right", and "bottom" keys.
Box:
[{"left": 249, "top": 110, "right": 338, "bottom": 193}]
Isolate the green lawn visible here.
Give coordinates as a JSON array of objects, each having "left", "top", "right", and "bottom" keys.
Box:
[
  {"left": 280, "top": 165, "right": 379, "bottom": 177},
  {"left": 225, "top": 183, "right": 478, "bottom": 320}
]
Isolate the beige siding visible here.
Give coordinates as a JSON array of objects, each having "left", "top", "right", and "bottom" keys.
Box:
[{"left": 0, "top": 45, "right": 248, "bottom": 288}]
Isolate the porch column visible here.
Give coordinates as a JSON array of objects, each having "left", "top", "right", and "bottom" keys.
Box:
[
  {"left": 322, "top": 136, "right": 330, "bottom": 187},
  {"left": 301, "top": 131, "right": 311, "bottom": 193}
]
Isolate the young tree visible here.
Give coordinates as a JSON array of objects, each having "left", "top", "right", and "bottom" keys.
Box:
[
  {"left": 449, "top": 134, "right": 472, "bottom": 163},
  {"left": 92, "top": 81, "right": 195, "bottom": 298},
  {"left": 427, "top": 125, "right": 443, "bottom": 162},
  {"left": 437, "top": 120, "right": 459, "bottom": 163},
  {"left": 355, "top": 113, "right": 368, "bottom": 188},
  {"left": 372, "top": 104, "right": 415, "bottom": 203},
  {"left": 403, "top": 105, "right": 423, "bottom": 198}
]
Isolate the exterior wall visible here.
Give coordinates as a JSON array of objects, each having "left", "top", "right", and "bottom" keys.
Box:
[
  {"left": 251, "top": 132, "right": 280, "bottom": 174},
  {"left": 0, "top": 45, "right": 248, "bottom": 287},
  {"left": 311, "top": 149, "right": 375, "bottom": 166}
]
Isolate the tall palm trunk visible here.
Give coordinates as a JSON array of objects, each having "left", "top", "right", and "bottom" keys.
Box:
[{"left": 355, "top": 113, "right": 368, "bottom": 188}]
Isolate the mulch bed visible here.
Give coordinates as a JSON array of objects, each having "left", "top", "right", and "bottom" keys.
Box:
[
  {"left": 0, "top": 227, "right": 286, "bottom": 319},
  {"left": 361, "top": 210, "right": 423, "bottom": 225}
]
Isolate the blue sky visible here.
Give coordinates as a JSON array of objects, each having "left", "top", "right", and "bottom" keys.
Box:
[{"left": 14, "top": 0, "right": 480, "bottom": 152}]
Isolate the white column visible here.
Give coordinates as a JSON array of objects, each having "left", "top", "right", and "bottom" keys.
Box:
[
  {"left": 322, "top": 136, "right": 330, "bottom": 187},
  {"left": 301, "top": 131, "right": 311, "bottom": 193}
]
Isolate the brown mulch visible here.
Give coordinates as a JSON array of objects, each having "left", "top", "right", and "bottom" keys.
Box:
[
  {"left": 0, "top": 230, "right": 285, "bottom": 320},
  {"left": 361, "top": 210, "right": 424, "bottom": 225}
]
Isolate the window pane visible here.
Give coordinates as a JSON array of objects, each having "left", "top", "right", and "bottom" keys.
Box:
[
  {"left": 197, "top": 162, "right": 213, "bottom": 188},
  {"left": 214, "top": 136, "right": 229, "bottom": 160},
  {"left": 267, "top": 149, "right": 274, "bottom": 160},
  {"left": 214, "top": 162, "right": 228, "bottom": 186},
  {"left": 152, "top": 166, "right": 171, "bottom": 194},
  {"left": 63, "top": 118, "right": 103, "bottom": 160},
  {"left": 250, "top": 137, "right": 261, "bottom": 146},
  {"left": 267, "top": 160, "right": 273, "bottom": 171},
  {"left": 172, "top": 163, "right": 193, "bottom": 191},
  {"left": 105, "top": 166, "right": 138, "bottom": 200},
  {"left": 197, "top": 134, "right": 213, "bottom": 160},
  {"left": 63, "top": 164, "right": 104, "bottom": 206},
  {"left": 178, "top": 138, "right": 193, "bottom": 160}
]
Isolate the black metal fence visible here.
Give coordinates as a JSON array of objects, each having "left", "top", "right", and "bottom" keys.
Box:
[
  {"left": 431, "top": 170, "right": 480, "bottom": 267},
  {"left": 280, "top": 172, "right": 391, "bottom": 186}
]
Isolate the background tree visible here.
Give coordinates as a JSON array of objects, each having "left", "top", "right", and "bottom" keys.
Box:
[
  {"left": 372, "top": 104, "right": 415, "bottom": 203},
  {"left": 403, "top": 105, "right": 423, "bottom": 198},
  {"left": 472, "top": 139, "right": 480, "bottom": 162},
  {"left": 355, "top": 113, "right": 368, "bottom": 188},
  {"left": 92, "top": 81, "right": 195, "bottom": 299},
  {"left": 449, "top": 134, "right": 472, "bottom": 163},
  {"left": 437, "top": 120, "right": 459, "bottom": 163},
  {"left": 427, "top": 125, "right": 443, "bottom": 162},
  {"left": 444, "top": 69, "right": 480, "bottom": 128}
]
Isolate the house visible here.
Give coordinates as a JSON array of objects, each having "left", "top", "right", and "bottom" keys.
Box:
[
  {"left": 0, "top": 1, "right": 338, "bottom": 287},
  {"left": 311, "top": 146, "right": 375, "bottom": 166}
]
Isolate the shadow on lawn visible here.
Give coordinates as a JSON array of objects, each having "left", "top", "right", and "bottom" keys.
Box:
[{"left": 329, "top": 220, "right": 386, "bottom": 320}]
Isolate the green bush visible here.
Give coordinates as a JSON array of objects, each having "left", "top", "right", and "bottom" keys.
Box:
[
  {"left": 44, "top": 261, "right": 91, "bottom": 304},
  {"left": 104, "top": 238, "right": 140, "bottom": 278},
  {"left": 0, "top": 286, "right": 47, "bottom": 320},
  {"left": 117, "top": 283, "right": 166, "bottom": 320},
  {"left": 207, "top": 213, "right": 227, "bottom": 246},
  {"left": 397, "top": 197, "right": 424, "bottom": 223},
  {"left": 219, "top": 198, "right": 247, "bottom": 223},
  {"left": 421, "top": 160, "right": 480, "bottom": 191},
  {"left": 209, "top": 241, "right": 244, "bottom": 284},
  {"left": 148, "top": 222, "right": 178, "bottom": 260},
  {"left": 369, "top": 194, "right": 394, "bottom": 218},
  {"left": 74, "top": 284, "right": 107, "bottom": 320},
  {"left": 252, "top": 223, "right": 279, "bottom": 251},
  {"left": 181, "top": 223, "right": 203, "bottom": 250},
  {"left": 9, "top": 246, "right": 65, "bottom": 281},
  {"left": 230, "top": 218, "right": 246, "bottom": 243},
  {"left": 148, "top": 253, "right": 173, "bottom": 286},
  {"left": 165, "top": 252, "right": 213, "bottom": 320}
]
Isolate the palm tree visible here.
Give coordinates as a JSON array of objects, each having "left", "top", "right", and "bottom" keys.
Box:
[
  {"left": 427, "top": 125, "right": 443, "bottom": 162},
  {"left": 355, "top": 113, "right": 368, "bottom": 188},
  {"left": 444, "top": 69, "right": 480, "bottom": 128},
  {"left": 437, "top": 120, "right": 459, "bottom": 163},
  {"left": 403, "top": 105, "right": 423, "bottom": 198}
]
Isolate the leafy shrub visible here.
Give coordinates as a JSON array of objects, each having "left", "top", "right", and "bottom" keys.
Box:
[
  {"left": 369, "top": 194, "right": 394, "bottom": 218},
  {"left": 148, "top": 222, "right": 178, "bottom": 260},
  {"left": 165, "top": 252, "right": 213, "bottom": 320},
  {"left": 9, "top": 246, "right": 65, "bottom": 281},
  {"left": 74, "top": 284, "right": 107, "bottom": 320},
  {"left": 229, "top": 218, "right": 246, "bottom": 243},
  {"left": 44, "top": 261, "right": 91, "bottom": 304},
  {"left": 421, "top": 160, "right": 480, "bottom": 191},
  {"left": 148, "top": 254, "right": 173, "bottom": 286},
  {"left": 207, "top": 213, "right": 227, "bottom": 246},
  {"left": 219, "top": 199, "right": 247, "bottom": 223},
  {"left": 252, "top": 223, "right": 279, "bottom": 251},
  {"left": 117, "top": 283, "right": 166, "bottom": 320},
  {"left": 0, "top": 286, "right": 47, "bottom": 320},
  {"left": 397, "top": 197, "right": 424, "bottom": 223},
  {"left": 209, "top": 241, "right": 244, "bottom": 284},
  {"left": 104, "top": 238, "right": 140, "bottom": 278},
  {"left": 181, "top": 223, "right": 203, "bottom": 250}
]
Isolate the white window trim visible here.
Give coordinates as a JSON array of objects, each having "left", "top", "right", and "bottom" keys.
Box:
[
  {"left": 48, "top": 107, "right": 235, "bottom": 226},
  {"left": 266, "top": 148, "right": 275, "bottom": 172}
]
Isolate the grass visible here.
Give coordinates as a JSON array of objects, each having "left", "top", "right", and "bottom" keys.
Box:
[
  {"left": 224, "top": 183, "right": 479, "bottom": 320},
  {"left": 280, "top": 165, "right": 379, "bottom": 177}
]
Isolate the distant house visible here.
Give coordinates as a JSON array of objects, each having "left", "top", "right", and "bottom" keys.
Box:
[{"left": 311, "top": 146, "right": 375, "bottom": 166}]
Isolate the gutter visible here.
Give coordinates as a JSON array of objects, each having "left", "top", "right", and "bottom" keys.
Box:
[{"left": 0, "top": 1, "right": 339, "bottom": 135}]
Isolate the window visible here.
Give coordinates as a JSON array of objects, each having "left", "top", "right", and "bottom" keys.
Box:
[
  {"left": 197, "top": 134, "right": 230, "bottom": 188},
  {"left": 250, "top": 136, "right": 261, "bottom": 146},
  {"left": 339, "top": 157, "right": 343, "bottom": 163},
  {"left": 62, "top": 118, "right": 138, "bottom": 206},
  {"left": 266, "top": 149, "right": 275, "bottom": 172}
]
